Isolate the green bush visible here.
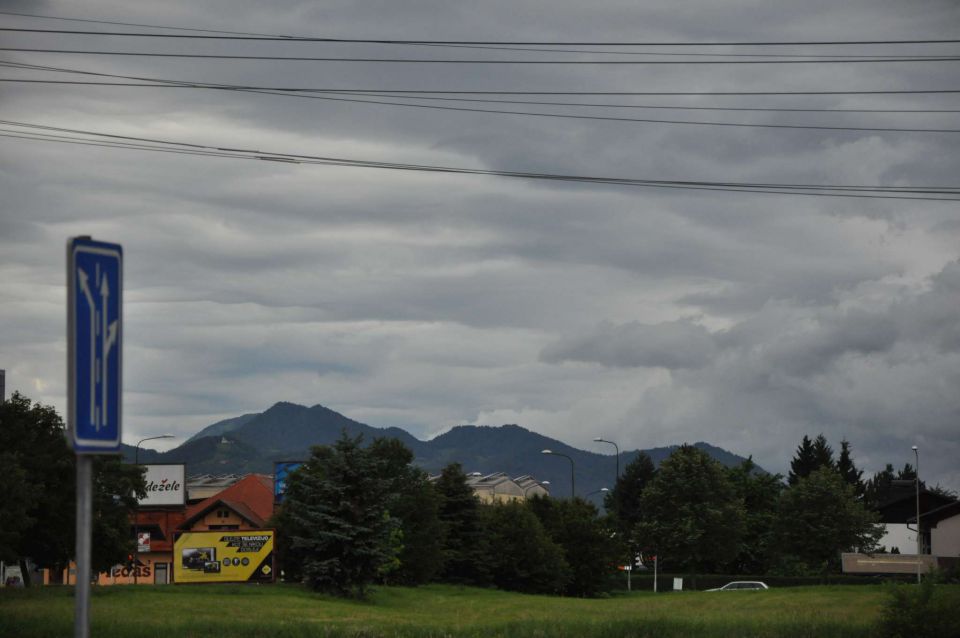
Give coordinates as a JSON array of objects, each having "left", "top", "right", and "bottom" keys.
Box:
[{"left": 877, "top": 579, "right": 960, "bottom": 638}]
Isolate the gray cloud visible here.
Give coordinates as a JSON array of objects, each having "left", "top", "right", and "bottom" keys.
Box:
[{"left": 1, "top": 0, "right": 959, "bottom": 490}]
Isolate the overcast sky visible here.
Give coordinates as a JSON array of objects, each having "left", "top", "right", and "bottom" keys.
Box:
[{"left": 2, "top": 0, "right": 959, "bottom": 490}]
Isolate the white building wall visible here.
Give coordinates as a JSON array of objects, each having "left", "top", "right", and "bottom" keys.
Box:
[
  {"left": 931, "top": 514, "right": 960, "bottom": 557},
  {"left": 878, "top": 523, "right": 917, "bottom": 554}
]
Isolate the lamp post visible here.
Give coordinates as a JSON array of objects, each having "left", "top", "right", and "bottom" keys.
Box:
[
  {"left": 913, "top": 445, "right": 921, "bottom": 584},
  {"left": 593, "top": 437, "right": 620, "bottom": 481},
  {"left": 542, "top": 449, "right": 575, "bottom": 498},
  {"left": 587, "top": 487, "right": 610, "bottom": 498},
  {"left": 133, "top": 435, "right": 174, "bottom": 584},
  {"left": 521, "top": 480, "right": 549, "bottom": 499}
]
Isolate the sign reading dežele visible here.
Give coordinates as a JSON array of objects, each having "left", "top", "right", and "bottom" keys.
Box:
[
  {"left": 173, "top": 531, "right": 275, "bottom": 584},
  {"left": 139, "top": 464, "right": 186, "bottom": 506}
]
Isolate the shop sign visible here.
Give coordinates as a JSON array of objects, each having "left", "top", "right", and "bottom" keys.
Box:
[
  {"left": 173, "top": 531, "right": 275, "bottom": 584},
  {"left": 140, "top": 464, "right": 185, "bottom": 506}
]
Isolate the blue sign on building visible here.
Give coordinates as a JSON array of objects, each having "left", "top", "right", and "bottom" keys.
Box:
[
  {"left": 67, "top": 237, "right": 123, "bottom": 453},
  {"left": 274, "top": 461, "right": 304, "bottom": 503}
]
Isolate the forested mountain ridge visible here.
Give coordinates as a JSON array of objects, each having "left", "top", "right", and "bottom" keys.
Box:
[{"left": 126, "top": 402, "right": 759, "bottom": 499}]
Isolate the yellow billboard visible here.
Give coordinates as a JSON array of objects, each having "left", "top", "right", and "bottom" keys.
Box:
[{"left": 173, "top": 531, "right": 275, "bottom": 584}]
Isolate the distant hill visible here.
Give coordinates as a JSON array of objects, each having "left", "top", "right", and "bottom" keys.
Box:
[
  {"left": 186, "top": 412, "right": 259, "bottom": 442},
  {"left": 138, "top": 402, "right": 761, "bottom": 503}
]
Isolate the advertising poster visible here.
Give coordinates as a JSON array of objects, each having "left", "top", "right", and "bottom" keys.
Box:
[
  {"left": 139, "top": 464, "right": 186, "bottom": 506},
  {"left": 173, "top": 531, "right": 275, "bottom": 584},
  {"left": 273, "top": 461, "right": 303, "bottom": 503}
]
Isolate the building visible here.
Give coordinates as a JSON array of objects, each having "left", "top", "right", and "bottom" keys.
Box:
[
  {"left": 179, "top": 474, "right": 274, "bottom": 532},
  {"left": 918, "top": 500, "right": 960, "bottom": 558},
  {"left": 457, "top": 472, "right": 550, "bottom": 503},
  {"left": 876, "top": 489, "right": 956, "bottom": 554}
]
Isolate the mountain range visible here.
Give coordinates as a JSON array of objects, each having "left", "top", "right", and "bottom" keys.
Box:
[{"left": 123, "top": 401, "right": 757, "bottom": 501}]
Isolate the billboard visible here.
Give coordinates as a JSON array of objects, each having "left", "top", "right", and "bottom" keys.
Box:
[
  {"left": 273, "top": 461, "right": 303, "bottom": 503},
  {"left": 140, "top": 464, "right": 186, "bottom": 506},
  {"left": 173, "top": 531, "right": 275, "bottom": 584}
]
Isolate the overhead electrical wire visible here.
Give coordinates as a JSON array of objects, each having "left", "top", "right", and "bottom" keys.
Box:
[
  {"left": 3, "top": 61, "right": 958, "bottom": 113},
  {"left": 2, "top": 120, "right": 957, "bottom": 201},
  {"left": 1, "top": 19, "right": 959, "bottom": 46},
  {"left": 7, "top": 78, "right": 960, "bottom": 114},
  {"left": 4, "top": 47, "right": 960, "bottom": 64},
  {"left": 2, "top": 63, "right": 957, "bottom": 134}
]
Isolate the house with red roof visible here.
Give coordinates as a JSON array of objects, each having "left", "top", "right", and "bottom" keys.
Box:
[{"left": 179, "top": 474, "right": 275, "bottom": 532}]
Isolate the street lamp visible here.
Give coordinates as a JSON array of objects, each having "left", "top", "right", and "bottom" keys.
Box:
[
  {"left": 542, "top": 449, "right": 575, "bottom": 498},
  {"left": 913, "top": 445, "right": 921, "bottom": 584},
  {"left": 587, "top": 487, "right": 610, "bottom": 498},
  {"left": 133, "top": 435, "right": 174, "bottom": 584},
  {"left": 521, "top": 480, "right": 549, "bottom": 498},
  {"left": 593, "top": 437, "right": 620, "bottom": 481}
]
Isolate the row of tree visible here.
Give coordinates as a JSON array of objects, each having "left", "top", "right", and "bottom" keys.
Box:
[
  {"left": 605, "top": 434, "right": 923, "bottom": 578},
  {"left": 271, "top": 431, "right": 917, "bottom": 598},
  {"left": 272, "top": 435, "right": 617, "bottom": 597}
]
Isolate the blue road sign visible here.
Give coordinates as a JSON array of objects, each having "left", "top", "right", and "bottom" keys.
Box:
[{"left": 67, "top": 237, "right": 123, "bottom": 453}]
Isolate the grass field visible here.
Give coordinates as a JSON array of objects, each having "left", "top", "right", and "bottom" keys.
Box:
[{"left": 1, "top": 582, "right": 954, "bottom": 638}]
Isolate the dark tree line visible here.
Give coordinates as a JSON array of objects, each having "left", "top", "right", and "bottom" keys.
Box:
[{"left": 273, "top": 431, "right": 908, "bottom": 597}]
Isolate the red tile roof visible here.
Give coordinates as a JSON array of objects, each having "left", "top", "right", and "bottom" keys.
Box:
[{"left": 180, "top": 474, "right": 274, "bottom": 530}]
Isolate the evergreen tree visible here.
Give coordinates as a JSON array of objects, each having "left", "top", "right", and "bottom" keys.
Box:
[
  {"left": 788, "top": 434, "right": 834, "bottom": 486},
  {"left": 812, "top": 434, "right": 836, "bottom": 470},
  {"left": 527, "top": 496, "right": 615, "bottom": 597},
  {"left": 480, "top": 501, "right": 569, "bottom": 595},
  {"left": 836, "top": 440, "right": 865, "bottom": 499},
  {"left": 774, "top": 466, "right": 882, "bottom": 574},
  {"left": 635, "top": 445, "right": 744, "bottom": 575},
  {"left": 864, "top": 464, "right": 898, "bottom": 510},
  {"left": 434, "top": 463, "right": 488, "bottom": 585},
  {"left": 273, "top": 432, "right": 395, "bottom": 597},
  {"left": 724, "top": 458, "right": 783, "bottom": 574},
  {"left": 368, "top": 438, "right": 444, "bottom": 585}
]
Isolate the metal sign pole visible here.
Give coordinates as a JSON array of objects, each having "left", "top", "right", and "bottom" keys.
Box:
[{"left": 74, "top": 455, "right": 93, "bottom": 638}]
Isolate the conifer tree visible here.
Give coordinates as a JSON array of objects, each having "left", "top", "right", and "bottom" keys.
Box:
[
  {"left": 274, "top": 432, "right": 395, "bottom": 598},
  {"left": 788, "top": 434, "right": 835, "bottom": 486},
  {"left": 836, "top": 440, "right": 865, "bottom": 499},
  {"left": 434, "top": 463, "right": 488, "bottom": 585}
]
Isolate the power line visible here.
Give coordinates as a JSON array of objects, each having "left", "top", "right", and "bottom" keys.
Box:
[
  {"left": 3, "top": 120, "right": 957, "bottom": 201},
  {"left": 7, "top": 78, "right": 959, "bottom": 114},
  {"left": 5, "top": 59, "right": 954, "bottom": 97},
  {"left": 0, "top": 20, "right": 958, "bottom": 46},
  {"left": 5, "top": 47, "right": 960, "bottom": 64},
  {"left": 4, "top": 73, "right": 957, "bottom": 134}
]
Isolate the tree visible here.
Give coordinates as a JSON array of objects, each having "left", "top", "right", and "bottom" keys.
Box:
[
  {"left": 724, "top": 458, "right": 783, "bottom": 574},
  {"left": 774, "top": 466, "right": 882, "bottom": 574},
  {"left": 527, "top": 496, "right": 615, "bottom": 597},
  {"left": 480, "top": 501, "right": 569, "bottom": 595},
  {"left": 434, "top": 463, "right": 488, "bottom": 585},
  {"left": 90, "top": 456, "right": 147, "bottom": 574},
  {"left": 836, "top": 440, "right": 865, "bottom": 500},
  {"left": 864, "top": 464, "right": 898, "bottom": 510},
  {"left": 0, "top": 393, "right": 75, "bottom": 581},
  {"left": 273, "top": 432, "right": 395, "bottom": 597},
  {"left": 368, "top": 438, "right": 444, "bottom": 585},
  {"left": 604, "top": 452, "right": 656, "bottom": 534},
  {"left": 788, "top": 434, "right": 834, "bottom": 486},
  {"left": 0, "top": 392, "right": 145, "bottom": 583},
  {"left": 634, "top": 445, "right": 744, "bottom": 576}
]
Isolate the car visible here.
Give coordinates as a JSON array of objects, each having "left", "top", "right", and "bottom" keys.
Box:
[{"left": 706, "top": 581, "right": 769, "bottom": 591}]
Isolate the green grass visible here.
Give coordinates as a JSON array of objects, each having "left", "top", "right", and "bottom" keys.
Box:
[{"left": 1, "top": 582, "right": 950, "bottom": 638}]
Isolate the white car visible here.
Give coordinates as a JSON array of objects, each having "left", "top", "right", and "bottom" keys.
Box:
[{"left": 706, "top": 581, "right": 769, "bottom": 591}]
